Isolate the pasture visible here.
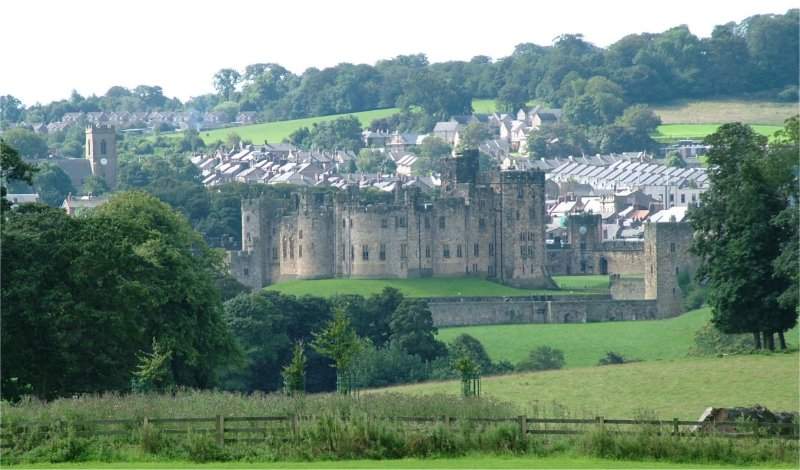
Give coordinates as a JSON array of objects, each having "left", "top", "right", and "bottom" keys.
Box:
[
  {"left": 265, "top": 275, "right": 609, "bottom": 298},
  {"left": 654, "top": 123, "right": 783, "bottom": 142},
  {"left": 650, "top": 99, "right": 797, "bottom": 125},
  {"left": 376, "top": 352, "right": 800, "bottom": 420},
  {"left": 180, "top": 108, "right": 400, "bottom": 145}
]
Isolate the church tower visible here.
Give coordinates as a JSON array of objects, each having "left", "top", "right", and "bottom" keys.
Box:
[{"left": 85, "top": 125, "right": 117, "bottom": 189}]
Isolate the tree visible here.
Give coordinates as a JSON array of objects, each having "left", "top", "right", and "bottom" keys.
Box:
[
  {"left": 131, "top": 338, "right": 175, "bottom": 393},
  {"left": 415, "top": 136, "right": 452, "bottom": 175},
  {"left": 689, "top": 122, "right": 797, "bottom": 349},
  {"left": 33, "top": 163, "right": 75, "bottom": 207},
  {"left": 0, "top": 95, "right": 24, "bottom": 124},
  {"left": 389, "top": 299, "right": 446, "bottom": 361},
  {"left": 356, "top": 148, "right": 394, "bottom": 173},
  {"left": 1, "top": 140, "right": 38, "bottom": 211},
  {"left": 213, "top": 68, "right": 241, "bottom": 101},
  {"left": 311, "top": 308, "right": 364, "bottom": 395},
  {"left": 616, "top": 105, "right": 662, "bottom": 134},
  {"left": 456, "top": 123, "right": 492, "bottom": 150},
  {"left": 449, "top": 334, "right": 493, "bottom": 374},
  {"left": 81, "top": 175, "right": 110, "bottom": 196},
  {"left": 665, "top": 152, "right": 687, "bottom": 168},
  {"left": 1, "top": 128, "right": 49, "bottom": 158},
  {"left": 213, "top": 101, "right": 240, "bottom": 123},
  {"left": 496, "top": 83, "right": 528, "bottom": 114},
  {"left": 281, "top": 341, "right": 307, "bottom": 395},
  {"left": 515, "top": 346, "right": 565, "bottom": 371}
]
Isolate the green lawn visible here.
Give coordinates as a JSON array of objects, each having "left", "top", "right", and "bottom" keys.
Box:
[
  {"left": 654, "top": 123, "right": 783, "bottom": 142},
  {"left": 375, "top": 352, "right": 800, "bottom": 420},
  {"left": 650, "top": 99, "right": 797, "bottom": 125},
  {"left": 265, "top": 276, "right": 609, "bottom": 298},
  {"left": 9, "top": 454, "right": 783, "bottom": 469}
]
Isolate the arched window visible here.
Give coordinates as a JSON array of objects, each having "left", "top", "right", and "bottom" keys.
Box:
[{"left": 100, "top": 140, "right": 107, "bottom": 155}]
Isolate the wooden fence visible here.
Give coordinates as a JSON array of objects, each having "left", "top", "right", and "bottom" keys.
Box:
[{"left": 1, "top": 415, "right": 797, "bottom": 448}]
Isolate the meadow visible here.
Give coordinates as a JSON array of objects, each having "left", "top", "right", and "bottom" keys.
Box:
[
  {"left": 649, "top": 99, "right": 797, "bottom": 125},
  {"left": 376, "top": 352, "right": 800, "bottom": 420},
  {"left": 653, "top": 123, "right": 783, "bottom": 142},
  {"left": 265, "top": 275, "right": 609, "bottom": 298}
]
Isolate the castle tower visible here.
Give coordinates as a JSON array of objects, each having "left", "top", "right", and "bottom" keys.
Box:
[
  {"left": 85, "top": 125, "right": 117, "bottom": 189},
  {"left": 643, "top": 222, "right": 697, "bottom": 317}
]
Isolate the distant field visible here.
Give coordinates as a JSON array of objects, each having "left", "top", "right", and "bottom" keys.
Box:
[
  {"left": 265, "top": 275, "right": 609, "bottom": 298},
  {"left": 375, "top": 353, "right": 800, "bottom": 420},
  {"left": 187, "top": 108, "right": 399, "bottom": 145},
  {"left": 654, "top": 123, "right": 783, "bottom": 142},
  {"left": 472, "top": 98, "right": 498, "bottom": 114},
  {"left": 651, "top": 99, "right": 797, "bottom": 125}
]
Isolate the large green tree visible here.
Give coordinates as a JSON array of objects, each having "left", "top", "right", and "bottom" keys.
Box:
[
  {"left": 389, "top": 299, "right": 446, "bottom": 361},
  {"left": 1, "top": 140, "right": 38, "bottom": 211},
  {"left": 689, "top": 121, "right": 798, "bottom": 350}
]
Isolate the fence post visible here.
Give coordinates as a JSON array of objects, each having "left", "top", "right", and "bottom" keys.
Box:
[
  {"left": 518, "top": 415, "right": 527, "bottom": 436},
  {"left": 672, "top": 418, "right": 679, "bottom": 436},
  {"left": 143, "top": 416, "right": 149, "bottom": 431},
  {"left": 291, "top": 414, "right": 298, "bottom": 435},
  {"left": 443, "top": 415, "right": 450, "bottom": 427},
  {"left": 215, "top": 415, "right": 224, "bottom": 447},
  {"left": 596, "top": 416, "right": 604, "bottom": 429}
]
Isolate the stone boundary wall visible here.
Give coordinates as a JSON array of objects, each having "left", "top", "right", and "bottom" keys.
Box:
[
  {"left": 429, "top": 296, "right": 659, "bottom": 327},
  {"left": 609, "top": 275, "right": 646, "bottom": 300}
]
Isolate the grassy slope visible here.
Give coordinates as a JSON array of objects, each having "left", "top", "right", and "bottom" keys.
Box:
[
  {"left": 11, "top": 455, "right": 780, "bottom": 469},
  {"left": 439, "top": 307, "right": 709, "bottom": 367},
  {"left": 376, "top": 353, "right": 800, "bottom": 420},
  {"left": 265, "top": 275, "right": 609, "bottom": 298},
  {"left": 650, "top": 99, "right": 797, "bottom": 125},
  {"left": 182, "top": 108, "right": 399, "bottom": 145}
]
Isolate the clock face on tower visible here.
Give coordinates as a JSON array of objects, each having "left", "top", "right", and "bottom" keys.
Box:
[{"left": 100, "top": 158, "right": 108, "bottom": 166}]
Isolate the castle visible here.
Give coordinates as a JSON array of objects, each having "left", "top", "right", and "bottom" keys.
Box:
[{"left": 228, "top": 150, "right": 697, "bottom": 321}]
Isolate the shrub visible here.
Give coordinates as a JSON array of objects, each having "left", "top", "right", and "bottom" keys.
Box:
[
  {"left": 597, "top": 351, "right": 627, "bottom": 365},
  {"left": 516, "top": 346, "right": 565, "bottom": 372},
  {"left": 182, "top": 432, "right": 227, "bottom": 463},
  {"left": 690, "top": 323, "right": 755, "bottom": 356}
]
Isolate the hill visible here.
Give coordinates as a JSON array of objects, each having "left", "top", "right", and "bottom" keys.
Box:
[
  {"left": 265, "top": 275, "right": 609, "bottom": 298},
  {"left": 373, "top": 353, "right": 800, "bottom": 420}
]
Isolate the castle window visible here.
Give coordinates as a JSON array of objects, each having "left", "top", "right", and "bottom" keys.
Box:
[
  {"left": 341, "top": 244, "right": 345, "bottom": 260},
  {"left": 243, "top": 268, "right": 249, "bottom": 276},
  {"left": 478, "top": 199, "right": 485, "bottom": 209},
  {"left": 298, "top": 245, "right": 303, "bottom": 258},
  {"left": 456, "top": 244, "right": 463, "bottom": 258},
  {"left": 670, "top": 242, "right": 676, "bottom": 253},
  {"left": 443, "top": 244, "right": 450, "bottom": 258},
  {"left": 246, "top": 215, "right": 250, "bottom": 222},
  {"left": 100, "top": 140, "right": 107, "bottom": 155},
  {"left": 299, "top": 230, "right": 303, "bottom": 240},
  {"left": 289, "top": 239, "right": 294, "bottom": 259},
  {"left": 438, "top": 216, "right": 445, "bottom": 229},
  {"left": 675, "top": 266, "right": 679, "bottom": 275},
  {"left": 680, "top": 194, "right": 686, "bottom": 204},
  {"left": 362, "top": 244, "right": 369, "bottom": 261},
  {"left": 425, "top": 245, "right": 431, "bottom": 258},
  {"left": 478, "top": 218, "right": 486, "bottom": 230},
  {"left": 424, "top": 216, "right": 430, "bottom": 229},
  {"left": 489, "top": 243, "right": 495, "bottom": 256},
  {"left": 580, "top": 241, "right": 586, "bottom": 251},
  {"left": 380, "top": 243, "right": 386, "bottom": 261},
  {"left": 398, "top": 216, "right": 407, "bottom": 228},
  {"left": 283, "top": 239, "right": 287, "bottom": 258},
  {"left": 401, "top": 243, "right": 407, "bottom": 259},
  {"left": 272, "top": 247, "right": 278, "bottom": 260},
  {"left": 528, "top": 246, "right": 534, "bottom": 257},
  {"left": 520, "top": 246, "right": 527, "bottom": 258},
  {"left": 516, "top": 210, "right": 520, "bottom": 220},
  {"left": 343, "top": 219, "right": 346, "bottom": 228},
  {"left": 381, "top": 218, "right": 388, "bottom": 229},
  {"left": 517, "top": 184, "right": 524, "bottom": 199},
  {"left": 351, "top": 245, "right": 355, "bottom": 260},
  {"left": 529, "top": 207, "right": 536, "bottom": 220},
  {"left": 472, "top": 263, "right": 477, "bottom": 273},
  {"left": 529, "top": 231, "right": 534, "bottom": 241},
  {"left": 673, "top": 287, "right": 676, "bottom": 296},
  {"left": 473, "top": 243, "right": 479, "bottom": 257}
]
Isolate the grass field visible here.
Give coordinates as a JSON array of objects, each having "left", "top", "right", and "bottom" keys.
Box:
[
  {"left": 654, "top": 123, "right": 783, "bottom": 142},
  {"left": 375, "top": 352, "right": 800, "bottom": 420},
  {"left": 265, "top": 275, "right": 609, "bottom": 298},
  {"left": 186, "top": 108, "right": 400, "bottom": 145},
  {"left": 650, "top": 99, "right": 797, "bottom": 125},
  {"left": 11, "top": 454, "right": 785, "bottom": 469},
  {"left": 438, "top": 307, "right": 710, "bottom": 367}
]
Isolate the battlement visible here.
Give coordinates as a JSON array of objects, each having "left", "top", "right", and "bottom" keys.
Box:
[
  {"left": 499, "top": 169, "right": 546, "bottom": 185},
  {"left": 85, "top": 124, "right": 115, "bottom": 133}
]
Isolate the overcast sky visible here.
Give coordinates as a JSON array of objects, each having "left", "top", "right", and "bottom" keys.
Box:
[{"left": 2, "top": 0, "right": 796, "bottom": 105}]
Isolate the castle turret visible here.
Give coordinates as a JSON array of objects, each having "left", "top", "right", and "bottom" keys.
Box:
[{"left": 644, "top": 222, "right": 697, "bottom": 317}]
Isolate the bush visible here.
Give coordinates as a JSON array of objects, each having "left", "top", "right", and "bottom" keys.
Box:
[
  {"left": 690, "top": 323, "right": 755, "bottom": 356},
  {"left": 516, "top": 346, "right": 565, "bottom": 372},
  {"left": 183, "top": 432, "right": 227, "bottom": 463},
  {"left": 597, "top": 351, "right": 627, "bottom": 365}
]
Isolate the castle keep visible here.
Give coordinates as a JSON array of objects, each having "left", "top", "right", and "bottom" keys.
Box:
[{"left": 229, "top": 151, "right": 555, "bottom": 290}]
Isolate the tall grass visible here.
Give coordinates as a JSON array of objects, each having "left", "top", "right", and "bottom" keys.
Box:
[{"left": 1, "top": 392, "right": 796, "bottom": 466}]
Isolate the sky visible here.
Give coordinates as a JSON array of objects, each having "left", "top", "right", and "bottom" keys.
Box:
[{"left": 2, "top": 0, "right": 796, "bottom": 105}]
